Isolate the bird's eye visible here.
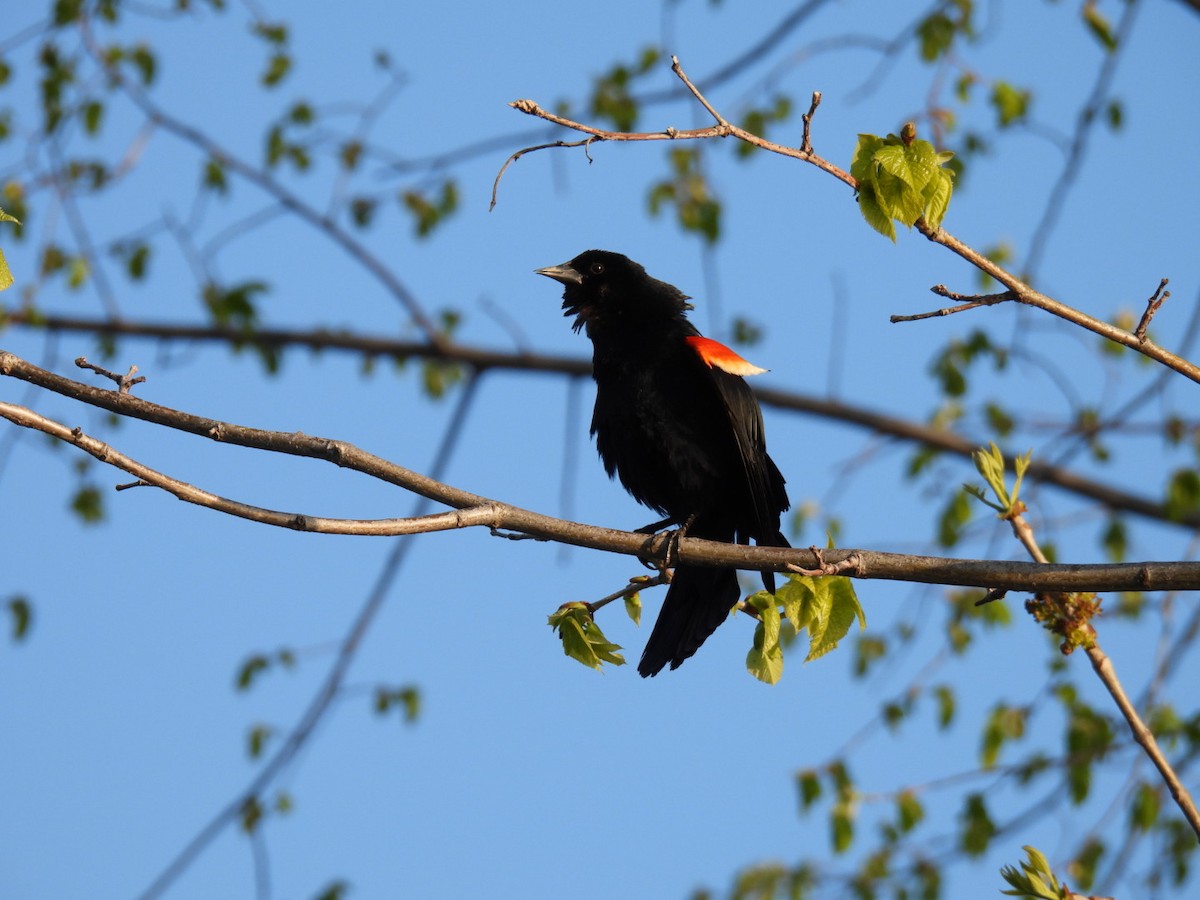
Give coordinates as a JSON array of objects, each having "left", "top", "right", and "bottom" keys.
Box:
[{"left": 589, "top": 262, "right": 605, "bottom": 275}]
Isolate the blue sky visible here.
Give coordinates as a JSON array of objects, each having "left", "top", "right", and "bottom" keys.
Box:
[{"left": 2, "top": 1, "right": 1199, "bottom": 898}]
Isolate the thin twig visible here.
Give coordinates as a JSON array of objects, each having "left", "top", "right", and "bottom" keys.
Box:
[
  {"left": 800, "top": 90, "right": 822, "bottom": 154},
  {"left": 670, "top": 54, "right": 731, "bottom": 127},
  {"left": 1084, "top": 643, "right": 1200, "bottom": 839},
  {"left": 489, "top": 137, "right": 596, "bottom": 211},
  {"left": 75, "top": 356, "right": 147, "bottom": 393},
  {"left": 1134, "top": 277, "right": 1170, "bottom": 342},
  {"left": 589, "top": 573, "right": 670, "bottom": 615}
]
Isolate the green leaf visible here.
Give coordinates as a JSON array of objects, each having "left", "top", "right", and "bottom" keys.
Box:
[
  {"left": 1068, "top": 838, "right": 1105, "bottom": 892},
  {"left": 236, "top": 654, "right": 270, "bottom": 691},
  {"left": 856, "top": 185, "right": 896, "bottom": 242},
  {"left": 82, "top": 99, "right": 103, "bottom": 134},
  {"left": 239, "top": 795, "right": 263, "bottom": 834},
  {"left": 937, "top": 488, "right": 972, "bottom": 548},
  {"left": 313, "top": 881, "right": 350, "bottom": 900},
  {"left": 921, "top": 168, "right": 954, "bottom": 228},
  {"left": 624, "top": 591, "right": 642, "bottom": 627},
  {"left": 0, "top": 247, "right": 13, "bottom": 291},
  {"left": 203, "top": 156, "right": 228, "bottom": 193},
  {"left": 8, "top": 596, "right": 32, "bottom": 642},
  {"left": 262, "top": 52, "right": 291, "bottom": 87},
  {"left": 991, "top": 81, "right": 1031, "bottom": 127},
  {"left": 1101, "top": 517, "right": 1127, "bottom": 562},
  {"left": 374, "top": 685, "right": 421, "bottom": 723},
  {"left": 1000, "top": 845, "right": 1064, "bottom": 900},
  {"left": 803, "top": 576, "right": 865, "bottom": 662},
  {"left": 852, "top": 131, "right": 955, "bottom": 239},
  {"left": 980, "top": 703, "right": 1027, "bottom": 768},
  {"left": 916, "top": 11, "right": 955, "bottom": 61},
  {"left": 1082, "top": 2, "right": 1118, "bottom": 51},
  {"left": 746, "top": 591, "right": 784, "bottom": 684},
  {"left": 831, "top": 801, "right": 854, "bottom": 854},
  {"left": 247, "top": 723, "right": 274, "bottom": 759},
  {"left": 958, "top": 793, "right": 995, "bottom": 856},
  {"left": 1165, "top": 468, "right": 1200, "bottom": 521},
  {"left": 130, "top": 44, "right": 157, "bottom": 85},
  {"left": 548, "top": 603, "right": 625, "bottom": 671},
  {"left": 70, "top": 484, "right": 104, "bottom": 523},
  {"left": 1129, "top": 782, "right": 1160, "bottom": 831},
  {"left": 896, "top": 790, "right": 924, "bottom": 834},
  {"left": 796, "top": 768, "right": 822, "bottom": 812},
  {"left": 934, "top": 684, "right": 956, "bottom": 729}
]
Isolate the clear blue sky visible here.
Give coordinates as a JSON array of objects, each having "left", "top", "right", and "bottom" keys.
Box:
[{"left": 2, "top": 2, "right": 1198, "bottom": 898}]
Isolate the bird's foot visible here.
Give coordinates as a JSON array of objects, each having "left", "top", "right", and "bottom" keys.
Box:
[{"left": 635, "top": 514, "right": 696, "bottom": 575}]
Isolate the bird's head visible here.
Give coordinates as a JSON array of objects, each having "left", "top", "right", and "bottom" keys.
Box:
[{"left": 536, "top": 249, "right": 693, "bottom": 334}]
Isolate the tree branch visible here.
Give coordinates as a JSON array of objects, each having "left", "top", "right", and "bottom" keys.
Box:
[
  {"left": 502, "top": 56, "right": 1200, "bottom": 384},
  {"left": 1001, "top": 502, "right": 1200, "bottom": 840},
  {"left": 5, "top": 317, "right": 1194, "bottom": 530},
  {"left": 3, "top": 350, "right": 1200, "bottom": 593}
]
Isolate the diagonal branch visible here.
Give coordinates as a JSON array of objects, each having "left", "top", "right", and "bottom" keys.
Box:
[
  {"left": 503, "top": 56, "right": 1200, "bottom": 384},
  {"left": 3, "top": 350, "right": 1200, "bottom": 593},
  {"left": 2, "top": 330, "right": 1196, "bottom": 530},
  {"left": 1, "top": 401, "right": 502, "bottom": 536}
]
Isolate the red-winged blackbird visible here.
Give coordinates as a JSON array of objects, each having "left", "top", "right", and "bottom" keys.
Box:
[{"left": 537, "top": 250, "right": 790, "bottom": 676}]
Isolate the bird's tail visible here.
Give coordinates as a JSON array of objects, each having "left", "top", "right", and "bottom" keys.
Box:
[
  {"left": 637, "top": 562, "right": 740, "bottom": 677},
  {"left": 637, "top": 519, "right": 791, "bottom": 677}
]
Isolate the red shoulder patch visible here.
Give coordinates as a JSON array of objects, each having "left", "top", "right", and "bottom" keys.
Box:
[{"left": 685, "top": 336, "right": 768, "bottom": 376}]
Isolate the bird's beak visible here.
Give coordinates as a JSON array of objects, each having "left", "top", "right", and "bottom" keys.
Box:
[{"left": 535, "top": 263, "right": 583, "bottom": 286}]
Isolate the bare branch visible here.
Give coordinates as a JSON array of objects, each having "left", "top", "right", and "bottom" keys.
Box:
[
  {"left": 916, "top": 221, "right": 1200, "bottom": 384},
  {"left": 670, "top": 54, "right": 731, "bottom": 127},
  {"left": 503, "top": 56, "right": 1200, "bottom": 383},
  {"left": 1134, "top": 277, "right": 1170, "bottom": 342},
  {"left": 1, "top": 402, "right": 504, "bottom": 536},
  {"left": 3, "top": 351, "right": 1200, "bottom": 594},
  {"left": 891, "top": 285, "right": 1016, "bottom": 323},
  {"left": 1000, "top": 497, "right": 1200, "bottom": 840},
  {"left": 489, "top": 137, "right": 596, "bottom": 211},
  {"left": 2, "top": 332, "right": 1196, "bottom": 530},
  {"left": 75, "top": 356, "right": 147, "bottom": 393}
]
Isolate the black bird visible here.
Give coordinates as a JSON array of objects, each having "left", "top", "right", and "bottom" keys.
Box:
[{"left": 537, "top": 250, "right": 790, "bottom": 676}]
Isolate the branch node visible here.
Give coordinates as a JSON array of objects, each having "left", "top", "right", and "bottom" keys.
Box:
[
  {"left": 800, "top": 90, "right": 822, "bottom": 154},
  {"left": 75, "top": 356, "right": 147, "bottom": 393},
  {"left": 1134, "top": 277, "right": 1170, "bottom": 342}
]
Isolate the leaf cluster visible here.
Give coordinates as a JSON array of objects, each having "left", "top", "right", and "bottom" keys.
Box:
[{"left": 851, "top": 127, "right": 955, "bottom": 241}]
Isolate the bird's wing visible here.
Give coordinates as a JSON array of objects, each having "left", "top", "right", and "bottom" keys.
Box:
[{"left": 685, "top": 336, "right": 788, "bottom": 539}]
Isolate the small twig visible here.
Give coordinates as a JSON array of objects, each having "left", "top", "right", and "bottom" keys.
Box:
[
  {"left": 670, "top": 54, "right": 730, "bottom": 128},
  {"left": 974, "top": 588, "right": 1008, "bottom": 607},
  {"left": 1134, "top": 277, "right": 1170, "bottom": 342},
  {"left": 589, "top": 573, "right": 670, "bottom": 615},
  {"left": 489, "top": 137, "right": 596, "bottom": 211},
  {"left": 115, "top": 479, "right": 151, "bottom": 491},
  {"left": 75, "top": 356, "right": 147, "bottom": 393},
  {"left": 890, "top": 285, "right": 1017, "bottom": 323},
  {"left": 505, "top": 59, "right": 856, "bottom": 190},
  {"left": 800, "top": 90, "right": 822, "bottom": 154}
]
